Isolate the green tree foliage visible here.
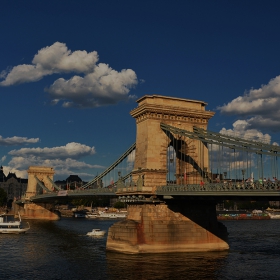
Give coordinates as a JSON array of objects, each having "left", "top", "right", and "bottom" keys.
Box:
[
  {"left": 223, "top": 200, "right": 270, "bottom": 211},
  {"left": 113, "top": 201, "right": 126, "bottom": 209},
  {"left": 237, "top": 201, "right": 270, "bottom": 210}
]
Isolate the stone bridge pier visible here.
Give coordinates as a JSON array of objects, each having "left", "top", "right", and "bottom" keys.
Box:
[{"left": 107, "top": 200, "right": 228, "bottom": 254}]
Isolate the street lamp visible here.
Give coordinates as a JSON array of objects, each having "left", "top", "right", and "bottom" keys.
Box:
[
  {"left": 241, "top": 169, "right": 245, "bottom": 182},
  {"left": 169, "top": 158, "right": 174, "bottom": 184},
  {"left": 223, "top": 172, "right": 227, "bottom": 180},
  {"left": 203, "top": 167, "right": 208, "bottom": 183}
]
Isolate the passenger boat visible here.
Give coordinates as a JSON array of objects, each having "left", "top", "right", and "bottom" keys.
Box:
[
  {"left": 86, "top": 229, "right": 106, "bottom": 236},
  {"left": 74, "top": 212, "right": 86, "bottom": 218},
  {"left": 265, "top": 208, "right": 280, "bottom": 219},
  {"left": 0, "top": 212, "right": 30, "bottom": 234},
  {"left": 85, "top": 213, "right": 98, "bottom": 219},
  {"left": 98, "top": 211, "right": 127, "bottom": 219},
  {"left": 268, "top": 213, "right": 280, "bottom": 219},
  {"left": 266, "top": 211, "right": 280, "bottom": 219}
]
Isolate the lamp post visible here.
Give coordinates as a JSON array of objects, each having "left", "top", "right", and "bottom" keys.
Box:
[
  {"left": 223, "top": 172, "right": 227, "bottom": 180},
  {"left": 203, "top": 167, "right": 208, "bottom": 183},
  {"left": 169, "top": 158, "right": 173, "bottom": 184},
  {"left": 241, "top": 169, "right": 245, "bottom": 182}
]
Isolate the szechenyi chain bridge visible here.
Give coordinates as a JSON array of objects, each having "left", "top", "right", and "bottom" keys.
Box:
[{"left": 15, "top": 95, "right": 280, "bottom": 254}]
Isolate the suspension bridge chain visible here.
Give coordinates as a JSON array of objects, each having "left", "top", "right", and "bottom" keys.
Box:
[
  {"left": 81, "top": 142, "right": 136, "bottom": 189},
  {"left": 160, "top": 123, "right": 280, "bottom": 156}
]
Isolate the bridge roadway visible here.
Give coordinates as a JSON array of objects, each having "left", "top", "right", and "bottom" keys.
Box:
[
  {"left": 18, "top": 188, "right": 117, "bottom": 203},
  {"left": 17, "top": 181, "right": 280, "bottom": 203},
  {"left": 156, "top": 181, "right": 280, "bottom": 201}
]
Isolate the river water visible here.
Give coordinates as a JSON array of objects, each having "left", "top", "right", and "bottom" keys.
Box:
[{"left": 0, "top": 217, "right": 280, "bottom": 280}]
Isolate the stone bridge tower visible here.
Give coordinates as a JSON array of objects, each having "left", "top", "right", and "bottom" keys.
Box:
[
  {"left": 25, "top": 166, "right": 55, "bottom": 199},
  {"left": 15, "top": 166, "right": 59, "bottom": 220},
  {"left": 130, "top": 95, "right": 215, "bottom": 193}
]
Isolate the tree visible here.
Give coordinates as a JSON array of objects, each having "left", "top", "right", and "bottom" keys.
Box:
[{"left": 113, "top": 201, "right": 126, "bottom": 209}]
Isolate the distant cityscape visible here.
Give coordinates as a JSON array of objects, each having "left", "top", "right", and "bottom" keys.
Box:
[{"left": 0, "top": 166, "right": 101, "bottom": 203}]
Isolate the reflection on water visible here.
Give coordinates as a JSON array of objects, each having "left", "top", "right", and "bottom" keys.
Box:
[{"left": 0, "top": 218, "right": 280, "bottom": 279}]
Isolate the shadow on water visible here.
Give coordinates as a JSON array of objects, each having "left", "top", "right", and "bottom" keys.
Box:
[{"left": 106, "top": 250, "right": 229, "bottom": 280}]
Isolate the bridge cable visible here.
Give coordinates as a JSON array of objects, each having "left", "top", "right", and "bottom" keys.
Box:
[
  {"left": 81, "top": 142, "right": 136, "bottom": 189},
  {"left": 34, "top": 175, "right": 52, "bottom": 193}
]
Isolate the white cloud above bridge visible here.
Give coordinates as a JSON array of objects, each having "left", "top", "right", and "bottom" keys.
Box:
[
  {"left": 8, "top": 142, "right": 96, "bottom": 159},
  {"left": 0, "top": 135, "right": 40, "bottom": 146},
  {"left": 0, "top": 42, "right": 138, "bottom": 108},
  {"left": 218, "top": 75, "right": 280, "bottom": 132},
  {"left": 1, "top": 142, "right": 104, "bottom": 179},
  {"left": 219, "top": 120, "right": 273, "bottom": 144}
]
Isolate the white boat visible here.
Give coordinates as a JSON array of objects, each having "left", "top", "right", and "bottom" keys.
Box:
[
  {"left": 86, "top": 229, "right": 106, "bottom": 236},
  {"left": 85, "top": 213, "right": 98, "bottom": 219},
  {"left": 74, "top": 213, "right": 86, "bottom": 218},
  {"left": 0, "top": 212, "right": 30, "bottom": 234},
  {"left": 267, "top": 212, "right": 280, "bottom": 219},
  {"left": 98, "top": 211, "right": 127, "bottom": 219}
]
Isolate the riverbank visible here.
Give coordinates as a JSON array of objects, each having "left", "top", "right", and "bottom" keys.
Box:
[{"left": 218, "top": 213, "right": 270, "bottom": 220}]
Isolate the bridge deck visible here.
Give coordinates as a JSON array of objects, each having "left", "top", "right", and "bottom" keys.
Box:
[{"left": 18, "top": 181, "right": 280, "bottom": 203}]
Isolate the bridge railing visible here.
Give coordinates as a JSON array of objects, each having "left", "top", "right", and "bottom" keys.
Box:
[
  {"left": 156, "top": 181, "right": 280, "bottom": 193},
  {"left": 66, "top": 188, "right": 117, "bottom": 194},
  {"left": 18, "top": 187, "right": 118, "bottom": 202}
]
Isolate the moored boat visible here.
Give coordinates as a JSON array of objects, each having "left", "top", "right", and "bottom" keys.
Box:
[
  {"left": 98, "top": 211, "right": 127, "bottom": 219},
  {"left": 264, "top": 208, "right": 280, "bottom": 219},
  {"left": 268, "top": 213, "right": 280, "bottom": 219},
  {"left": 266, "top": 210, "right": 280, "bottom": 219},
  {"left": 0, "top": 212, "right": 30, "bottom": 234},
  {"left": 85, "top": 213, "right": 98, "bottom": 219},
  {"left": 73, "top": 212, "right": 86, "bottom": 218}
]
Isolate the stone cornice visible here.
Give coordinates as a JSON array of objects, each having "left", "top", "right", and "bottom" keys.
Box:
[
  {"left": 136, "top": 94, "right": 208, "bottom": 106},
  {"left": 130, "top": 104, "right": 215, "bottom": 121}
]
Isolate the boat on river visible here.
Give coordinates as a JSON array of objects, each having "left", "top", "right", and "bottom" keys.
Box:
[
  {"left": 265, "top": 209, "right": 280, "bottom": 219},
  {"left": 0, "top": 212, "right": 30, "bottom": 234},
  {"left": 85, "top": 213, "right": 99, "bottom": 219},
  {"left": 264, "top": 208, "right": 280, "bottom": 219},
  {"left": 98, "top": 211, "right": 127, "bottom": 219},
  {"left": 74, "top": 213, "right": 86, "bottom": 218},
  {"left": 268, "top": 213, "right": 280, "bottom": 219},
  {"left": 86, "top": 229, "right": 106, "bottom": 236}
]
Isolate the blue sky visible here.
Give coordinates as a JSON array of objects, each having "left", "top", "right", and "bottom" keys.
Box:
[{"left": 1, "top": 0, "right": 280, "bottom": 181}]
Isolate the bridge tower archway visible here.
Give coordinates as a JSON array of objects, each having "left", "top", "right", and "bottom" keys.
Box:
[
  {"left": 25, "top": 166, "right": 55, "bottom": 199},
  {"left": 130, "top": 95, "right": 215, "bottom": 193}
]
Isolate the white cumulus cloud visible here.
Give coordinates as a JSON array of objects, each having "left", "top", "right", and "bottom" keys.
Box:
[
  {"left": 4, "top": 142, "right": 104, "bottom": 179},
  {"left": 0, "top": 42, "right": 138, "bottom": 108},
  {"left": 47, "top": 63, "right": 138, "bottom": 108},
  {"left": 8, "top": 142, "right": 96, "bottom": 160},
  {"left": 218, "top": 75, "right": 280, "bottom": 132},
  {"left": 32, "top": 42, "right": 98, "bottom": 73},
  {"left": 0, "top": 42, "right": 98, "bottom": 86},
  {"left": 0, "top": 135, "right": 40, "bottom": 146},
  {"left": 219, "top": 120, "right": 272, "bottom": 144}
]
